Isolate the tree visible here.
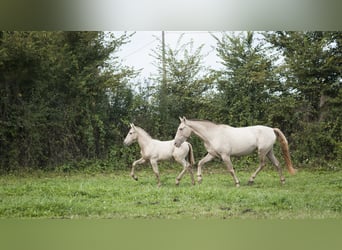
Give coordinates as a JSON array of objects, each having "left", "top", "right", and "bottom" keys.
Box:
[
  {"left": 212, "top": 32, "right": 277, "bottom": 126},
  {"left": 0, "top": 31, "right": 135, "bottom": 171},
  {"left": 266, "top": 31, "right": 342, "bottom": 161},
  {"left": 150, "top": 34, "right": 213, "bottom": 139},
  {"left": 266, "top": 32, "right": 341, "bottom": 122}
]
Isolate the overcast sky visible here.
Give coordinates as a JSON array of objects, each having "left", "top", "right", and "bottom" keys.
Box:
[{"left": 112, "top": 31, "right": 223, "bottom": 80}]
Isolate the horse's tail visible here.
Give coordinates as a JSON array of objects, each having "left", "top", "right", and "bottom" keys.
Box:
[
  {"left": 186, "top": 142, "right": 195, "bottom": 167},
  {"left": 273, "top": 128, "right": 297, "bottom": 175}
]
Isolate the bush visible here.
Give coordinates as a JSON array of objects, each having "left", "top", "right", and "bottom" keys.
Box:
[{"left": 291, "top": 122, "right": 340, "bottom": 163}]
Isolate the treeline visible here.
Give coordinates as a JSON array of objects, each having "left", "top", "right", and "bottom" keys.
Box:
[{"left": 0, "top": 31, "right": 341, "bottom": 172}]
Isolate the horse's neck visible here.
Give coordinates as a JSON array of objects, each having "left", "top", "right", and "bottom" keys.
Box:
[
  {"left": 136, "top": 128, "right": 153, "bottom": 149},
  {"left": 187, "top": 120, "right": 218, "bottom": 143}
]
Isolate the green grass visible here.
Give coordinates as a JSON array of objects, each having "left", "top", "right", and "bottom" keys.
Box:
[{"left": 0, "top": 165, "right": 341, "bottom": 219}]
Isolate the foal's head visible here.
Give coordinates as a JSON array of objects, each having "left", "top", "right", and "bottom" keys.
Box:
[
  {"left": 123, "top": 124, "right": 138, "bottom": 146},
  {"left": 174, "top": 117, "right": 192, "bottom": 147}
]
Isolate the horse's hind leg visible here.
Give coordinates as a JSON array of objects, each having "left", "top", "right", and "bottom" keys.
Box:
[
  {"left": 131, "top": 158, "right": 146, "bottom": 181},
  {"left": 267, "top": 149, "right": 285, "bottom": 184},
  {"left": 248, "top": 151, "right": 267, "bottom": 185},
  {"left": 150, "top": 159, "right": 161, "bottom": 187},
  {"left": 175, "top": 158, "right": 195, "bottom": 186}
]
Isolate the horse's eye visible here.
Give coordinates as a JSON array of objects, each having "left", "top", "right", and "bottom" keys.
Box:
[
  {"left": 179, "top": 128, "right": 183, "bottom": 131},
  {"left": 129, "top": 132, "right": 133, "bottom": 135}
]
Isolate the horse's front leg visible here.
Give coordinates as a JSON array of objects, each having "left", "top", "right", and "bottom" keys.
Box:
[
  {"left": 131, "top": 158, "right": 146, "bottom": 181},
  {"left": 197, "top": 153, "right": 215, "bottom": 184},
  {"left": 221, "top": 154, "right": 240, "bottom": 187},
  {"left": 150, "top": 159, "right": 161, "bottom": 187}
]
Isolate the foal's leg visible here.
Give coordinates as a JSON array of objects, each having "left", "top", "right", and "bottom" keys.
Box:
[
  {"left": 267, "top": 149, "right": 285, "bottom": 184},
  {"left": 197, "top": 153, "right": 215, "bottom": 184},
  {"left": 175, "top": 158, "right": 195, "bottom": 186},
  {"left": 150, "top": 159, "right": 161, "bottom": 187},
  {"left": 187, "top": 163, "right": 195, "bottom": 185},
  {"left": 131, "top": 157, "right": 146, "bottom": 181},
  {"left": 248, "top": 150, "right": 267, "bottom": 185},
  {"left": 221, "top": 154, "right": 240, "bottom": 187}
]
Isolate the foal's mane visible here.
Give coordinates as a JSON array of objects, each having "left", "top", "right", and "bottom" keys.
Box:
[{"left": 135, "top": 126, "right": 152, "bottom": 139}]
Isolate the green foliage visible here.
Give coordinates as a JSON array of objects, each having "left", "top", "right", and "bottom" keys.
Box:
[
  {"left": 292, "top": 122, "right": 341, "bottom": 164},
  {"left": 0, "top": 31, "right": 136, "bottom": 171},
  {"left": 265, "top": 31, "right": 342, "bottom": 163},
  {"left": 266, "top": 31, "right": 341, "bottom": 121},
  {"left": 0, "top": 31, "right": 341, "bottom": 172},
  {"left": 150, "top": 34, "right": 214, "bottom": 139},
  {"left": 212, "top": 32, "right": 276, "bottom": 126}
]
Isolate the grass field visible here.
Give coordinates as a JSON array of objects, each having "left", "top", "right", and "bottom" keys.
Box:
[{"left": 0, "top": 165, "right": 341, "bottom": 219}]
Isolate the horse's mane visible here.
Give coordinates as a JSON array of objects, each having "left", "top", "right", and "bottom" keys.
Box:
[
  {"left": 135, "top": 126, "right": 152, "bottom": 139},
  {"left": 188, "top": 119, "right": 219, "bottom": 125}
]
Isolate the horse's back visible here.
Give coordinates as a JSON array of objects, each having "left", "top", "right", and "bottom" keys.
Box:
[
  {"left": 250, "top": 125, "right": 276, "bottom": 140},
  {"left": 216, "top": 125, "right": 276, "bottom": 155},
  {"left": 148, "top": 139, "right": 176, "bottom": 160},
  {"left": 246, "top": 125, "right": 277, "bottom": 151}
]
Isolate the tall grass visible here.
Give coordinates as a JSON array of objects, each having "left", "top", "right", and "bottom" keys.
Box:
[{"left": 0, "top": 165, "right": 341, "bottom": 219}]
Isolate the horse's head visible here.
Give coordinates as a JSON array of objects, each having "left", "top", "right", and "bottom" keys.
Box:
[
  {"left": 123, "top": 123, "right": 138, "bottom": 146},
  {"left": 174, "top": 117, "right": 192, "bottom": 147}
]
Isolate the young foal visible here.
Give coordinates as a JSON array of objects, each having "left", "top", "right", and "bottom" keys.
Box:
[
  {"left": 124, "top": 124, "right": 195, "bottom": 187},
  {"left": 174, "top": 117, "right": 296, "bottom": 187}
]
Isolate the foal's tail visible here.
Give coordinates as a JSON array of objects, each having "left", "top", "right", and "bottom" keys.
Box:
[
  {"left": 273, "top": 128, "right": 297, "bottom": 175},
  {"left": 186, "top": 142, "right": 195, "bottom": 167}
]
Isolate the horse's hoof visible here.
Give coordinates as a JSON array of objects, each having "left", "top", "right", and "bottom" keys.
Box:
[
  {"left": 248, "top": 180, "right": 254, "bottom": 186},
  {"left": 280, "top": 179, "right": 286, "bottom": 185},
  {"left": 175, "top": 179, "right": 180, "bottom": 186},
  {"left": 235, "top": 183, "right": 240, "bottom": 188},
  {"left": 197, "top": 176, "right": 202, "bottom": 184}
]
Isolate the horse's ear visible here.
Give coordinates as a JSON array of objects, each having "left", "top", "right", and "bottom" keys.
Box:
[
  {"left": 131, "top": 123, "right": 137, "bottom": 130},
  {"left": 179, "top": 117, "right": 186, "bottom": 123}
]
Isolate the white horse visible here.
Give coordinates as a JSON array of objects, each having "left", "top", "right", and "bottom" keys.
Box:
[
  {"left": 124, "top": 123, "right": 195, "bottom": 187},
  {"left": 174, "top": 117, "right": 296, "bottom": 187}
]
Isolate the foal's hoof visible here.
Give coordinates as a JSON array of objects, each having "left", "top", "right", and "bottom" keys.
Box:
[
  {"left": 131, "top": 175, "right": 138, "bottom": 181},
  {"left": 280, "top": 179, "right": 286, "bottom": 185}
]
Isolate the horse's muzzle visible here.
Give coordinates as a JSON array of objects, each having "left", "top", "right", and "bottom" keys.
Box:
[
  {"left": 174, "top": 140, "right": 182, "bottom": 148},
  {"left": 123, "top": 140, "right": 131, "bottom": 146}
]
